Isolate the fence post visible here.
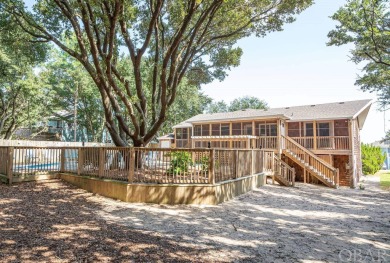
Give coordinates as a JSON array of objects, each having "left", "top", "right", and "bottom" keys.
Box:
[
  {"left": 208, "top": 149, "right": 215, "bottom": 184},
  {"left": 292, "top": 167, "right": 296, "bottom": 187},
  {"left": 77, "top": 147, "right": 83, "bottom": 175},
  {"left": 251, "top": 150, "right": 255, "bottom": 175},
  {"left": 60, "top": 148, "right": 65, "bottom": 173},
  {"left": 7, "top": 147, "right": 14, "bottom": 185},
  {"left": 235, "top": 150, "right": 239, "bottom": 179},
  {"left": 261, "top": 151, "right": 265, "bottom": 173},
  {"left": 128, "top": 148, "right": 135, "bottom": 183},
  {"left": 335, "top": 168, "right": 339, "bottom": 188},
  {"left": 98, "top": 148, "right": 105, "bottom": 178},
  {"left": 272, "top": 152, "right": 275, "bottom": 184}
]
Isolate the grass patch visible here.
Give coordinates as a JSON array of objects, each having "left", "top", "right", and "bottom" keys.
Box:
[{"left": 376, "top": 170, "right": 390, "bottom": 190}]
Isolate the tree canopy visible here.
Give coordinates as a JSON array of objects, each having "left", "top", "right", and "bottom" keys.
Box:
[
  {"left": 206, "top": 96, "right": 268, "bottom": 113},
  {"left": 328, "top": 0, "right": 390, "bottom": 107},
  {"left": 0, "top": 12, "right": 50, "bottom": 139},
  {"left": 229, "top": 96, "right": 269, "bottom": 111},
  {"left": 2, "top": 0, "right": 313, "bottom": 146}
]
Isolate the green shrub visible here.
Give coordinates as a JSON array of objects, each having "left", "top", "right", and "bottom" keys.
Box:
[
  {"left": 200, "top": 155, "right": 209, "bottom": 172},
  {"left": 361, "top": 143, "right": 385, "bottom": 175},
  {"left": 168, "top": 151, "right": 193, "bottom": 175}
]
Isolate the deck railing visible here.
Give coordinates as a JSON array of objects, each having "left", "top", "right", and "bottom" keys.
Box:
[
  {"left": 291, "top": 136, "right": 349, "bottom": 150},
  {"left": 256, "top": 136, "right": 278, "bottom": 149},
  {"left": 281, "top": 135, "right": 339, "bottom": 186},
  {"left": 213, "top": 149, "right": 273, "bottom": 183},
  {"left": 0, "top": 146, "right": 274, "bottom": 185}
]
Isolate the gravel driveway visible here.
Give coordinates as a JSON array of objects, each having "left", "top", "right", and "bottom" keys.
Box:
[{"left": 1, "top": 177, "right": 389, "bottom": 262}]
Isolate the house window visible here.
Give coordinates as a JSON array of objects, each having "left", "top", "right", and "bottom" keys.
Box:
[
  {"left": 317, "top": 122, "right": 330, "bottom": 136},
  {"left": 221, "top": 123, "right": 230, "bottom": 136}
]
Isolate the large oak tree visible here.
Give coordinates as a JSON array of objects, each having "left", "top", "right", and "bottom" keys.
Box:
[
  {"left": 2, "top": 0, "right": 313, "bottom": 146},
  {"left": 328, "top": 0, "right": 390, "bottom": 107}
]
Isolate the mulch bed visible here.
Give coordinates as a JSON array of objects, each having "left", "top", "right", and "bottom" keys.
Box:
[{"left": 0, "top": 180, "right": 206, "bottom": 262}]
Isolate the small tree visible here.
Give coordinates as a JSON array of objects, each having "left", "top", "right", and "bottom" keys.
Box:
[
  {"left": 361, "top": 143, "right": 385, "bottom": 175},
  {"left": 168, "top": 151, "right": 193, "bottom": 175}
]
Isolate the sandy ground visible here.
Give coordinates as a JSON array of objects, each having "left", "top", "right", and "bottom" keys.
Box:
[{"left": 1, "top": 177, "right": 389, "bottom": 262}]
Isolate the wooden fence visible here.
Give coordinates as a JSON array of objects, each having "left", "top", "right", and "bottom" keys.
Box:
[{"left": 0, "top": 146, "right": 275, "bottom": 185}]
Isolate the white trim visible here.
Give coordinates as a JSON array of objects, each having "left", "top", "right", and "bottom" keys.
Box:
[
  {"left": 352, "top": 99, "right": 374, "bottom": 119},
  {"left": 189, "top": 114, "right": 288, "bottom": 124}
]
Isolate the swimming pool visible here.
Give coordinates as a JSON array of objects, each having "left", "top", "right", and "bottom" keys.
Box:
[{"left": 14, "top": 162, "right": 60, "bottom": 170}]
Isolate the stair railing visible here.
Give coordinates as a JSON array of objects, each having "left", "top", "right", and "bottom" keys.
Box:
[
  {"left": 281, "top": 135, "right": 339, "bottom": 187},
  {"left": 273, "top": 155, "right": 295, "bottom": 186}
]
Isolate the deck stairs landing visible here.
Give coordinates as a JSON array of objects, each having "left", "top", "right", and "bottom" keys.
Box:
[{"left": 281, "top": 135, "right": 339, "bottom": 188}]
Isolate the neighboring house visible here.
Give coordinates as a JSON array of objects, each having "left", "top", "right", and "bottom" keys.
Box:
[
  {"left": 157, "top": 133, "right": 175, "bottom": 148},
  {"left": 171, "top": 99, "right": 372, "bottom": 188},
  {"left": 14, "top": 110, "right": 111, "bottom": 143},
  {"left": 372, "top": 140, "right": 390, "bottom": 170}
]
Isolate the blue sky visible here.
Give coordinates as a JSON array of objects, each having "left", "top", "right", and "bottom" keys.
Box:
[
  {"left": 24, "top": 0, "right": 385, "bottom": 142},
  {"left": 202, "top": 0, "right": 384, "bottom": 143}
]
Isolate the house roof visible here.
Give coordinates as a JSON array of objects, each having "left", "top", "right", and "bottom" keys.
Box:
[
  {"left": 49, "top": 110, "right": 73, "bottom": 120},
  {"left": 157, "top": 133, "right": 174, "bottom": 140},
  {"left": 174, "top": 99, "right": 372, "bottom": 128}
]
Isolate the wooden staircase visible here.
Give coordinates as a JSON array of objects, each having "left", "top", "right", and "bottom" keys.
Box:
[
  {"left": 273, "top": 155, "right": 295, "bottom": 187},
  {"left": 281, "top": 135, "right": 339, "bottom": 188}
]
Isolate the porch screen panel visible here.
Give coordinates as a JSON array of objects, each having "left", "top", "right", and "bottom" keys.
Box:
[
  {"left": 305, "top": 123, "right": 314, "bottom": 136},
  {"left": 288, "top": 122, "right": 300, "bottom": 137},
  {"left": 221, "top": 123, "right": 230, "bottom": 136},
  {"left": 176, "top": 128, "right": 183, "bottom": 139},
  {"left": 194, "top": 125, "right": 202, "bottom": 136},
  {"left": 212, "top": 124, "right": 220, "bottom": 136},
  {"left": 317, "top": 122, "right": 331, "bottom": 148},
  {"left": 269, "top": 124, "right": 277, "bottom": 136},
  {"left": 201, "top": 124, "right": 210, "bottom": 136},
  {"left": 334, "top": 119, "right": 348, "bottom": 136},
  {"left": 317, "top": 123, "right": 330, "bottom": 136},
  {"left": 243, "top": 122, "right": 253, "bottom": 135},
  {"left": 232, "top": 123, "right": 241, "bottom": 135}
]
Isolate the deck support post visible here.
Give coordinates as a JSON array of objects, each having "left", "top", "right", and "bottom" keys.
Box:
[
  {"left": 7, "top": 147, "right": 13, "bottom": 185},
  {"left": 234, "top": 150, "right": 239, "bottom": 179},
  {"left": 208, "top": 149, "right": 215, "bottom": 184},
  {"left": 128, "top": 148, "right": 135, "bottom": 183},
  {"left": 292, "top": 167, "right": 296, "bottom": 187},
  {"left": 251, "top": 150, "right": 255, "bottom": 175},
  {"left": 77, "top": 147, "right": 83, "bottom": 175},
  {"left": 60, "top": 148, "right": 65, "bottom": 173},
  {"left": 313, "top": 120, "right": 317, "bottom": 150},
  {"left": 98, "top": 148, "right": 105, "bottom": 178},
  {"left": 272, "top": 152, "right": 275, "bottom": 184}
]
